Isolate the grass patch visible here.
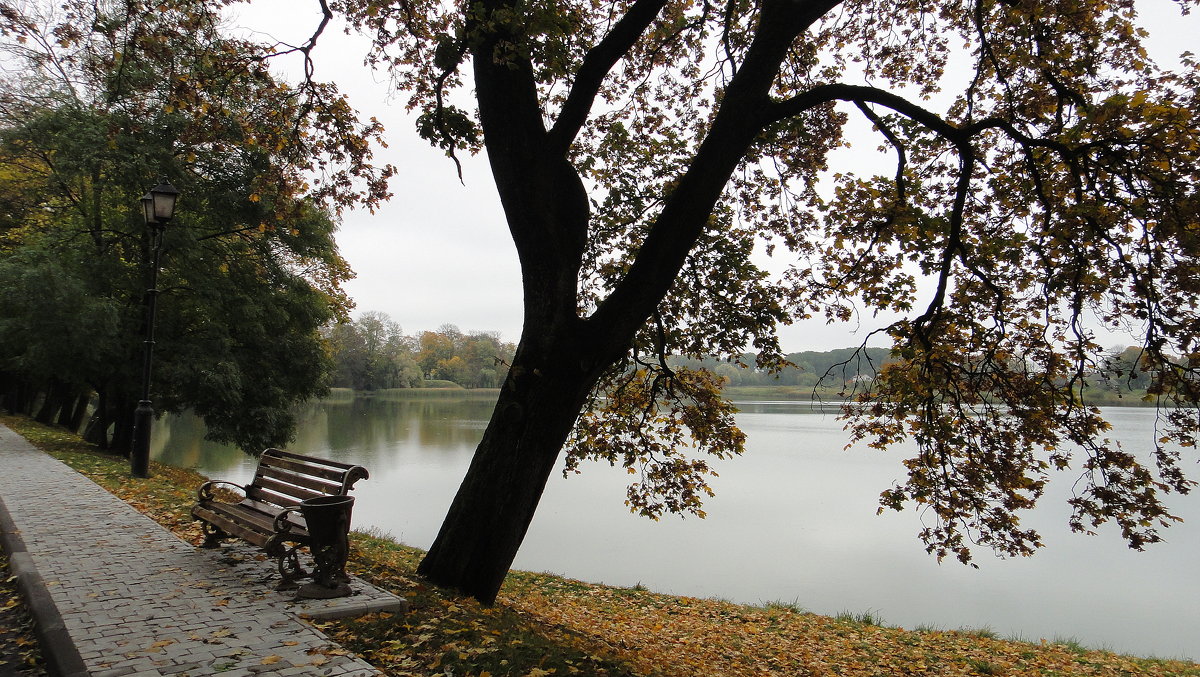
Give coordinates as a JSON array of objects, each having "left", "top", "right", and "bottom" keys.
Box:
[
  {"left": 966, "top": 657, "right": 1004, "bottom": 675},
  {"left": 835, "top": 609, "right": 885, "bottom": 627},
  {"left": 1052, "top": 636, "right": 1092, "bottom": 655},
  {"left": 3, "top": 414, "right": 1198, "bottom": 677},
  {"left": 761, "top": 599, "right": 806, "bottom": 613},
  {"left": 418, "top": 380, "right": 465, "bottom": 389},
  {"left": 368, "top": 387, "right": 502, "bottom": 400}
]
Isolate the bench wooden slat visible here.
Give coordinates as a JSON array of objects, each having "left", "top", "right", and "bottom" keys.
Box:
[
  {"left": 258, "top": 455, "right": 348, "bottom": 483},
  {"left": 198, "top": 501, "right": 278, "bottom": 530},
  {"left": 263, "top": 447, "right": 362, "bottom": 472},
  {"left": 195, "top": 501, "right": 310, "bottom": 537},
  {"left": 194, "top": 506, "right": 274, "bottom": 548},
  {"left": 246, "top": 484, "right": 316, "bottom": 510},
  {"left": 240, "top": 498, "right": 307, "bottom": 528},
  {"left": 251, "top": 475, "right": 327, "bottom": 504},
  {"left": 256, "top": 465, "right": 343, "bottom": 495}
]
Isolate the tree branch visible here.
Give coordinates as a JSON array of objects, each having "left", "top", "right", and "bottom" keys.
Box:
[
  {"left": 587, "top": 0, "right": 842, "bottom": 347},
  {"left": 261, "top": 0, "right": 333, "bottom": 84},
  {"left": 546, "top": 0, "right": 668, "bottom": 154},
  {"left": 854, "top": 100, "right": 908, "bottom": 203},
  {"left": 769, "top": 83, "right": 968, "bottom": 142},
  {"left": 912, "top": 149, "right": 975, "bottom": 349}
]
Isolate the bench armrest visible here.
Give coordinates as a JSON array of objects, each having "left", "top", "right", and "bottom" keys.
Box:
[
  {"left": 196, "top": 480, "right": 247, "bottom": 503},
  {"left": 273, "top": 506, "right": 303, "bottom": 534}
]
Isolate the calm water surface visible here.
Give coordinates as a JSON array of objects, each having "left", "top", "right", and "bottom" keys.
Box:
[{"left": 153, "top": 397, "right": 1198, "bottom": 660}]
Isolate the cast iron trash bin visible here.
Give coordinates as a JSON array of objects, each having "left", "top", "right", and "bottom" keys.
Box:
[{"left": 291, "top": 495, "right": 355, "bottom": 599}]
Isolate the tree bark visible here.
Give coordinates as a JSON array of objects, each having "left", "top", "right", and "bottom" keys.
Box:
[
  {"left": 35, "top": 380, "right": 70, "bottom": 425},
  {"left": 110, "top": 399, "right": 134, "bottom": 456},
  {"left": 66, "top": 391, "right": 92, "bottom": 433},
  {"left": 83, "top": 390, "right": 111, "bottom": 448},
  {"left": 34, "top": 390, "right": 57, "bottom": 424},
  {"left": 418, "top": 330, "right": 610, "bottom": 603}
]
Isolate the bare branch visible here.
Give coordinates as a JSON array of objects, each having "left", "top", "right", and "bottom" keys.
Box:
[
  {"left": 854, "top": 100, "right": 908, "bottom": 203},
  {"left": 261, "top": 0, "right": 333, "bottom": 85},
  {"left": 546, "top": 0, "right": 668, "bottom": 154}
]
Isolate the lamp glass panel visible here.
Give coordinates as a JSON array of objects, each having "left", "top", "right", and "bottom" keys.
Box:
[
  {"left": 141, "top": 195, "right": 155, "bottom": 224},
  {"left": 150, "top": 183, "right": 179, "bottom": 222}
]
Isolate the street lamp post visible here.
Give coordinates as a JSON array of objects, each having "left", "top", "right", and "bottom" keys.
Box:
[{"left": 130, "top": 180, "right": 179, "bottom": 478}]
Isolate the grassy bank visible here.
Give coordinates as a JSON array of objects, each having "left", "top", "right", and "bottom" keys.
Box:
[
  {"left": 2, "top": 415, "right": 1196, "bottom": 676},
  {"left": 326, "top": 387, "right": 503, "bottom": 401}
]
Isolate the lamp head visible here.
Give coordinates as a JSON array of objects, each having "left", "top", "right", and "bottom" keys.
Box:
[{"left": 145, "top": 181, "right": 179, "bottom": 224}]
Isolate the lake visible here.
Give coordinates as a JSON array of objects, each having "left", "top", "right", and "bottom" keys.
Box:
[{"left": 152, "top": 395, "right": 1199, "bottom": 660}]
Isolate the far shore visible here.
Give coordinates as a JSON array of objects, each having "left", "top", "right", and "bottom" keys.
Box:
[{"left": 327, "top": 384, "right": 1163, "bottom": 407}]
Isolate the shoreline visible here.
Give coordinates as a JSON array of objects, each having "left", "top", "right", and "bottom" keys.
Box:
[{"left": 327, "top": 384, "right": 1165, "bottom": 407}]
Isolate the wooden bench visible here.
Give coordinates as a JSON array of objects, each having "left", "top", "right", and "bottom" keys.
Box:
[{"left": 191, "top": 448, "right": 369, "bottom": 582}]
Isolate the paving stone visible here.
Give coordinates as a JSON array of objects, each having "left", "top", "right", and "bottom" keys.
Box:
[{"left": 0, "top": 423, "right": 404, "bottom": 676}]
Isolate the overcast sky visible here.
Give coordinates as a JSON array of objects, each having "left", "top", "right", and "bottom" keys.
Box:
[{"left": 230, "top": 0, "right": 1196, "bottom": 352}]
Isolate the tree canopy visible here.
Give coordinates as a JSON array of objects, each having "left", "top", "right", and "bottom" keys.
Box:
[
  {"left": 0, "top": 0, "right": 392, "bottom": 452},
  {"left": 323, "top": 315, "right": 516, "bottom": 390},
  {"left": 326, "top": 0, "right": 1200, "bottom": 603}
]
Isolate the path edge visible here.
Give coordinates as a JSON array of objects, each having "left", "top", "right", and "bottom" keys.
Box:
[{"left": 0, "top": 491, "right": 90, "bottom": 677}]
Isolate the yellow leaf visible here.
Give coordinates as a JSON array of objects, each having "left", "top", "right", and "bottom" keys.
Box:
[{"left": 261, "top": 655, "right": 282, "bottom": 665}]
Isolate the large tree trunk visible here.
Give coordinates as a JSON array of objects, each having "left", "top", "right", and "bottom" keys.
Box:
[
  {"left": 110, "top": 399, "right": 135, "bottom": 456},
  {"left": 83, "top": 393, "right": 110, "bottom": 448},
  {"left": 415, "top": 0, "right": 799, "bottom": 603},
  {"left": 417, "top": 333, "right": 606, "bottom": 603},
  {"left": 35, "top": 380, "right": 69, "bottom": 425},
  {"left": 65, "top": 391, "right": 92, "bottom": 433}
]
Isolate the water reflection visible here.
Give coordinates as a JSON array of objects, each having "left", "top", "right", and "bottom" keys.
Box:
[
  {"left": 154, "top": 408, "right": 253, "bottom": 476},
  {"left": 296, "top": 396, "right": 496, "bottom": 463},
  {"left": 152, "top": 396, "right": 1199, "bottom": 660},
  {"left": 154, "top": 394, "right": 500, "bottom": 479}
]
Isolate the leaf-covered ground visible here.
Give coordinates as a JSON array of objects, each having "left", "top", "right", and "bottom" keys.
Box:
[
  {"left": 3, "top": 415, "right": 1197, "bottom": 677},
  {"left": 0, "top": 555, "right": 48, "bottom": 675}
]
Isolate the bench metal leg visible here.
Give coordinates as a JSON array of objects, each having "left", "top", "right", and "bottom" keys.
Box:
[
  {"left": 265, "top": 536, "right": 310, "bottom": 590},
  {"left": 199, "top": 521, "right": 228, "bottom": 549}
]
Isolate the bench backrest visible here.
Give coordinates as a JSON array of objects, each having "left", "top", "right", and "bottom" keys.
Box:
[{"left": 244, "top": 448, "right": 370, "bottom": 509}]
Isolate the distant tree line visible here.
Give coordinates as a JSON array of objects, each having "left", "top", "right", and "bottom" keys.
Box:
[
  {"left": 324, "top": 314, "right": 517, "bottom": 390},
  {"left": 674, "top": 347, "right": 893, "bottom": 388},
  {"left": 675, "top": 344, "right": 1159, "bottom": 396},
  {"left": 323, "top": 322, "right": 1161, "bottom": 395}
]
